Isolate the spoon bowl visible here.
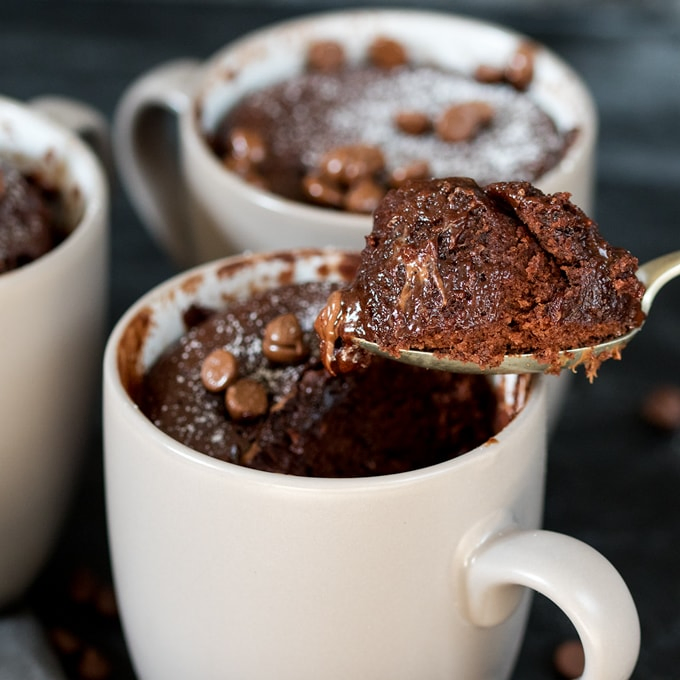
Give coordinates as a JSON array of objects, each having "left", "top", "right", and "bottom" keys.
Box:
[{"left": 356, "top": 250, "right": 680, "bottom": 375}]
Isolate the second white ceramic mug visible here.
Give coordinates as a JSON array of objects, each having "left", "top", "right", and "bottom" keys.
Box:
[
  {"left": 113, "top": 9, "right": 597, "bottom": 268},
  {"left": 104, "top": 249, "right": 638, "bottom": 680},
  {"left": 0, "top": 94, "right": 109, "bottom": 606}
]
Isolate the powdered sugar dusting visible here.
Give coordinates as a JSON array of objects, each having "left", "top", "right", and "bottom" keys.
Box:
[{"left": 235, "top": 65, "right": 570, "bottom": 185}]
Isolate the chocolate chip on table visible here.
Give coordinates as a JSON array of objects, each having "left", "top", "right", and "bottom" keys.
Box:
[
  {"left": 641, "top": 385, "right": 680, "bottom": 430},
  {"left": 505, "top": 42, "right": 535, "bottom": 91},
  {"left": 301, "top": 173, "right": 345, "bottom": 208},
  {"left": 225, "top": 378, "right": 268, "bottom": 420},
  {"left": 436, "top": 101, "right": 495, "bottom": 143},
  {"left": 94, "top": 584, "right": 119, "bottom": 618},
  {"left": 344, "top": 177, "right": 385, "bottom": 214},
  {"left": 368, "top": 36, "right": 408, "bottom": 69},
  {"left": 319, "top": 144, "right": 385, "bottom": 185},
  {"left": 389, "top": 159, "right": 431, "bottom": 188},
  {"left": 201, "top": 348, "right": 239, "bottom": 392},
  {"left": 68, "top": 566, "right": 98, "bottom": 605},
  {"left": 306, "top": 40, "right": 346, "bottom": 72},
  {"left": 394, "top": 110, "right": 431, "bottom": 135},
  {"left": 49, "top": 627, "right": 83, "bottom": 656},
  {"left": 553, "top": 639, "right": 585, "bottom": 679},
  {"left": 263, "top": 313, "right": 308, "bottom": 363},
  {"left": 78, "top": 646, "right": 112, "bottom": 680}
]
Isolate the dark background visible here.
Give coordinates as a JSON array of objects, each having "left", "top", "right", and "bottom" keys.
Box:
[{"left": 1, "top": 1, "right": 679, "bottom": 678}]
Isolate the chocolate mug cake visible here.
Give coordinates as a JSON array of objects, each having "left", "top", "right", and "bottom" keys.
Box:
[
  {"left": 0, "top": 158, "right": 68, "bottom": 273},
  {"left": 208, "top": 37, "right": 575, "bottom": 214},
  {"left": 137, "top": 278, "right": 514, "bottom": 478},
  {"left": 316, "top": 177, "right": 645, "bottom": 377}
]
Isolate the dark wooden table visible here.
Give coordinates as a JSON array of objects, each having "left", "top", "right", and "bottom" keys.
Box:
[{"left": 1, "top": 1, "right": 679, "bottom": 678}]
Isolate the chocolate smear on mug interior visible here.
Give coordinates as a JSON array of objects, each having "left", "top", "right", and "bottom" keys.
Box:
[
  {"left": 138, "top": 280, "right": 509, "bottom": 477},
  {"left": 315, "top": 177, "right": 645, "bottom": 376}
]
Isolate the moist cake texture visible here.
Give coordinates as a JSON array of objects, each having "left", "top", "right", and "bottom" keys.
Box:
[
  {"left": 316, "top": 177, "right": 645, "bottom": 376},
  {"left": 137, "top": 280, "right": 506, "bottom": 478},
  {"left": 0, "top": 159, "right": 67, "bottom": 274}
]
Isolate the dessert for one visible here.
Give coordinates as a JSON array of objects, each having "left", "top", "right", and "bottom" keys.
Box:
[
  {"left": 0, "top": 158, "right": 68, "bottom": 274},
  {"left": 136, "top": 278, "right": 519, "bottom": 478},
  {"left": 316, "top": 177, "right": 645, "bottom": 377},
  {"left": 207, "top": 37, "right": 575, "bottom": 213}
]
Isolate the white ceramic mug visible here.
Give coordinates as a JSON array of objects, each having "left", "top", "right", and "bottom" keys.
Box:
[
  {"left": 113, "top": 9, "right": 597, "bottom": 268},
  {"left": 0, "top": 95, "right": 109, "bottom": 606},
  {"left": 104, "top": 249, "right": 638, "bottom": 680}
]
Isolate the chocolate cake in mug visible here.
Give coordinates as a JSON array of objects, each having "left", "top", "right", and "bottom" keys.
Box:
[
  {"left": 113, "top": 9, "right": 597, "bottom": 262},
  {"left": 210, "top": 36, "right": 576, "bottom": 214}
]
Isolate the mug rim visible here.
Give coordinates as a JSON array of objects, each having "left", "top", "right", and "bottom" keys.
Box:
[
  {"left": 0, "top": 95, "right": 108, "bottom": 286},
  {"left": 178, "top": 7, "right": 597, "bottom": 228},
  {"left": 104, "top": 246, "right": 548, "bottom": 491}
]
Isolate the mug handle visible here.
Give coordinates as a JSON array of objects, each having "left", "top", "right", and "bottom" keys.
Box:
[
  {"left": 112, "top": 59, "right": 201, "bottom": 267},
  {"left": 464, "top": 529, "right": 640, "bottom": 680},
  {"left": 29, "top": 95, "right": 111, "bottom": 174}
]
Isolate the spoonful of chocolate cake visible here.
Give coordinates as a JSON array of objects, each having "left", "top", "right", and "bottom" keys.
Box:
[{"left": 315, "top": 177, "right": 678, "bottom": 379}]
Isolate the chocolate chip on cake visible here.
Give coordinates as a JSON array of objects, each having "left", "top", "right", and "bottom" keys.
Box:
[
  {"left": 505, "top": 42, "right": 536, "bottom": 91},
  {"left": 368, "top": 37, "right": 408, "bottom": 69},
  {"left": 302, "top": 173, "right": 345, "bottom": 208},
  {"left": 389, "top": 160, "right": 431, "bottom": 188},
  {"left": 228, "top": 127, "right": 267, "bottom": 165},
  {"left": 436, "top": 101, "right": 494, "bottom": 143},
  {"left": 306, "top": 40, "right": 346, "bottom": 72},
  {"left": 226, "top": 378, "right": 269, "bottom": 421},
  {"left": 201, "top": 348, "right": 239, "bottom": 392},
  {"left": 344, "top": 177, "right": 385, "bottom": 214},
  {"left": 473, "top": 63, "right": 505, "bottom": 84},
  {"left": 394, "top": 110, "right": 431, "bottom": 135},
  {"left": 263, "top": 313, "right": 308, "bottom": 363},
  {"left": 320, "top": 144, "right": 385, "bottom": 185}
]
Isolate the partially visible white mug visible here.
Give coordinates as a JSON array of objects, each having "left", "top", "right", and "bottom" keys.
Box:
[
  {"left": 113, "top": 8, "right": 597, "bottom": 268},
  {"left": 104, "top": 248, "right": 638, "bottom": 680},
  {"left": 0, "top": 95, "right": 109, "bottom": 606}
]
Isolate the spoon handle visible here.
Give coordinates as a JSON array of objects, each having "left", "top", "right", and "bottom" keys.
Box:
[{"left": 639, "top": 250, "right": 680, "bottom": 313}]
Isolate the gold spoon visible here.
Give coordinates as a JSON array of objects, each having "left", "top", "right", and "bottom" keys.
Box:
[{"left": 355, "top": 250, "right": 680, "bottom": 375}]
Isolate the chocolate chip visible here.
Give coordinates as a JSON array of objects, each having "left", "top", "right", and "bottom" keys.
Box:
[
  {"left": 344, "top": 177, "right": 385, "bottom": 214},
  {"left": 94, "top": 584, "right": 119, "bottom": 618},
  {"left": 394, "top": 110, "right": 431, "bottom": 135},
  {"left": 320, "top": 144, "right": 385, "bottom": 185},
  {"left": 68, "top": 566, "right": 98, "bottom": 605},
  {"left": 201, "top": 348, "right": 239, "bottom": 392},
  {"left": 49, "top": 627, "right": 82, "bottom": 656},
  {"left": 223, "top": 154, "right": 269, "bottom": 190},
  {"left": 263, "top": 313, "right": 308, "bottom": 363},
  {"left": 228, "top": 127, "right": 267, "bottom": 165},
  {"left": 78, "top": 647, "right": 112, "bottom": 680},
  {"left": 368, "top": 37, "right": 408, "bottom": 69},
  {"left": 306, "top": 40, "right": 346, "bottom": 72},
  {"left": 505, "top": 42, "right": 535, "bottom": 91},
  {"left": 436, "top": 101, "right": 494, "bottom": 143},
  {"left": 641, "top": 385, "right": 680, "bottom": 430},
  {"left": 225, "top": 378, "right": 268, "bottom": 420},
  {"left": 474, "top": 63, "right": 505, "bottom": 84},
  {"left": 301, "top": 173, "right": 345, "bottom": 208},
  {"left": 553, "top": 639, "right": 585, "bottom": 679},
  {"left": 389, "top": 159, "right": 431, "bottom": 188}
]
